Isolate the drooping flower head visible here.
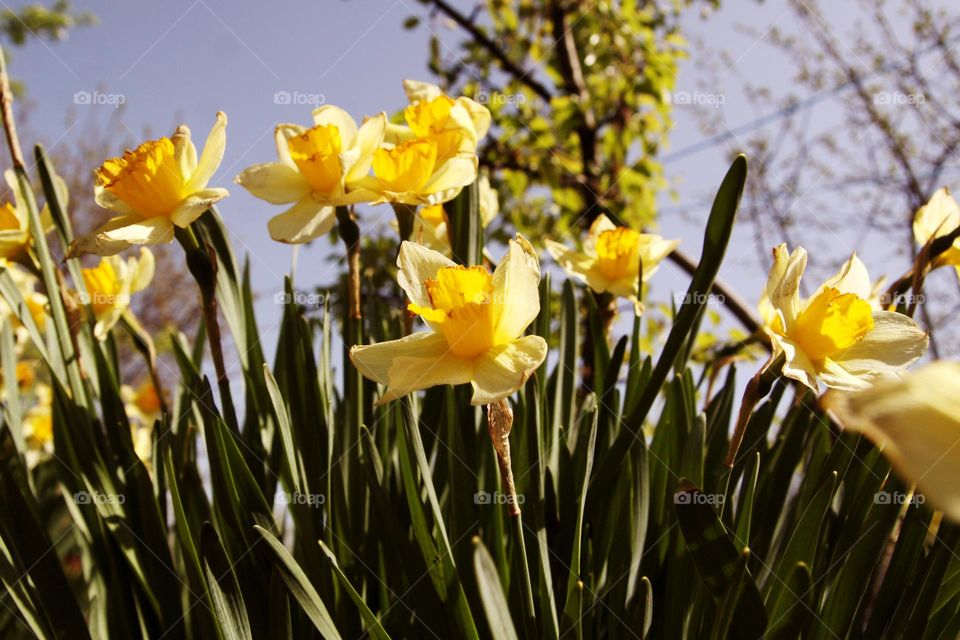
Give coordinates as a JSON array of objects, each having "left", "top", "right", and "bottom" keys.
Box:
[
  {"left": 77, "top": 248, "right": 154, "bottom": 339},
  {"left": 761, "top": 244, "right": 927, "bottom": 391},
  {"left": 235, "top": 106, "right": 387, "bottom": 243},
  {"left": 913, "top": 187, "right": 960, "bottom": 280},
  {"left": 68, "top": 112, "right": 228, "bottom": 257},
  {"left": 545, "top": 213, "right": 679, "bottom": 310},
  {"left": 350, "top": 235, "right": 547, "bottom": 405},
  {"left": 824, "top": 361, "right": 960, "bottom": 522}
]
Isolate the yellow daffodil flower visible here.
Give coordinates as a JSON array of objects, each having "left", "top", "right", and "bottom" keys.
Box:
[
  {"left": 0, "top": 169, "right": 58, "bottom": 263},
  {"left": 386, "top": 80, "right": 491, "bottom": 161},
  {"left": 403, "top": 174, "right": 499, "bottom": 256},
  {"left": 77, "top": 248, "right": 154, "bottom": 339},
  {"left": 235, "top": 106, "right": 387, "bottom": 243},
  {"left": 762, "top": 244, "right": 927, "bottom": 391},
  {"left": 122, "top": 380, "right": 161, "bottom": 468},
  {"left": 544, "top": 213, "right": 679, "bottom": 309},
  {"left": 913, "top": 187, "right": 960, "bottom": 280},
  {"left": 69, "top": 112, "right": 228, "bottom": 257},
  {"left": 824, "top": 361, "right": 960, "bottom": 522},
  {"left": 357, "top": 80, "right": 489, "bottom": 207},
  {"left": 0, "top": 261, "right": 49, "bottom": 349},
  {"left": 350, "top": 235, "right": 547, "bottom": 405},
  {"left": 23, "top": 384, "right": 53, "bottom": 467}
]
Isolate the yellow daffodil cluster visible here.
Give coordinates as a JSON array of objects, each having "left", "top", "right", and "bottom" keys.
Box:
[{"left": 236, "top": 80, "right": 489, "bottom": 244}]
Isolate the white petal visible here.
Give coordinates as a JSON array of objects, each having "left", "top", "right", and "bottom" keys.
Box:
[
  {"left": 235, "top": 162, "right": 309, "bottom": 204},
  {"left": 267, "top": 198, "right": 334, "bottom": 244},
  {"left": 471, "top": 336, "right": 548, "bottom": 405},
  {"left": 492, "top": 234, "right": 541, "bottom": 341}
]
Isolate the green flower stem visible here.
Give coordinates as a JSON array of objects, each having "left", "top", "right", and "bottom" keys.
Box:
[
  {"left": 175, "top": 223, "right": 238, "bottom": 431},
  {"left": 120, "top": 310, "right": 169, "bottom": 417},
  {"left": 392, "top": 202, "right": 417, "bottom": 243}
]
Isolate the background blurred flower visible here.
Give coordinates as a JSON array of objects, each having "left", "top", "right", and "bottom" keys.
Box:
[
  {"left": 68, "top": 112, "right": 228, "bottom": 257},
  {"left": 0, "top": 169, "right": 58, "bottom": 264},
  {"left": 913, "top": 187, "right": 960, "bottom": 280},
  {"left": 78, "top": 248, "right": 154, "bottom": 339},
  {"left": 545, "top": 213, "right": 678, "bottom": 311},
  {"left": 825, "top": 361, "right": 960, "bottom": 521},
  {"left": 762, "top": 244, "right": 927, "bottom": 391},
  {"left": 350, "top": 235, "right": 546, "bottom": 405},
  {"left": 235, "top": 106, "right": 386, "bottom": 243}
]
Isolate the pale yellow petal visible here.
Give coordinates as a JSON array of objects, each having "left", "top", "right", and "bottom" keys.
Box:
[
  {"left": 396, "top": 240, "right": 456, "bottom": 309},
  {"left": 172, "top": 124, "right": 198, "bottom": 180},
  {"left": 824, "top": 362, "right": 960, "bottom": 522},
  {"left": 187, "top": 112, "right": 227, "bottom": 191},
  {"left": 765, "top": 244, "right": 806, "bottom": 327},
  {"left": 832, "top": 311, "right": 928, "bottom": 376},
  {"left": 544, "top": 239, "right": 594, "bottom": 283},
  {"left": 913, "top": 187, "right": 960, "bottom": 244},
  {"left": 456, "top": 96, "right": 491, "bottom": 140},
  {"left": 422, "top": 155, "right": 477, "bottom": 197},
  {"left": 349, "top": 331, "right": 473, "bottom": 403},
  {"left": 471, "top": 335, "right": 548, "bottom": 405},
  {"left": 585, "top": 214, "right": 617, "bottom": 254},
  {"left": 403, "top": 79, "right": 444, "bottom": 103},
  {"left": 235, "top": 162, "right": 310, "bottom": 204},
  {"left": 130, "top": 248, "right": 155, "bottom": 293},
  {"left": 344, "top": 113, "right": 387, "bottom": 184},
  {"left": 169, "top": 188, "right": 229, "bottom": 227},
  {"left": 274, "top": 124, "right": 305, "bottom": 167},
  {"left": 69, "top": 216, "right": 174, "bottom": 257},
  {"left": 492, "top": 234, "right": 541, "bottom": 341},
  {"left": 770, "top": 332, "right": 819, "bottom": 391},
  {"left": 94, "top": 184, "right": 135, "bottom": 216},
  {"left": 311, "top": 105, "right": 358, "bottom": 147},
  {"left": 818, "top": 252, "right": 872, "bottom": 299},
  {"left": 267, "top": 198, "right": 334, "bottom": 244},
  {"left": 638, "top": 235, "right": 680, "bottom": 282}
]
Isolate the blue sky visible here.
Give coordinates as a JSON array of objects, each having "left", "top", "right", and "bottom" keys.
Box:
[{"left": 6, "top": 0, "right": 957, "bottom": 367}]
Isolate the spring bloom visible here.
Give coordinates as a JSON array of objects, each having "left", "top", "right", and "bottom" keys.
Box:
[
  {"left": 235, "top": 106, "right": 387, "bottom": 243},
  {"left": 78, "top": 248, "right": 154, "bottom": 339},
  {"left": 913, "top": 187, "right": 960, "bottom": 280},
  {"left": 23, "top": 384, "right": 53, "bottom": 467},
  {"left": 545, "top": 213, "right": 679, "bottom": 310},
  {"left": 762, "top": 244, "right": 927, "bottom": 391},
  {"left": 122, "top": 380, "right": 161, "bottom": 468},
  {"left": 404, "top": 174, "right": 499, "bottom": 255},
  {"left": 824, "top": 362, "right": 960, "bottom": 522},
  {"left": 0, "top": 169, "right": 57, "bottom": 263},
  {"left": 357, "top": 80, "right": 489, "bottom": 207},
  {"left": 68, "top": 112, "right": 228, "bottom": 257},
  {"left": 350, "top": 235, "right": 547, "bottom": 405},
  {"left": 0, "top": 261, "right": 49, "bottom": 348}
]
